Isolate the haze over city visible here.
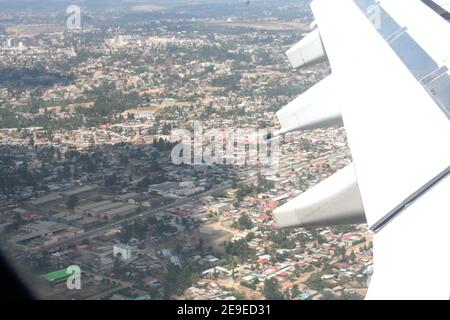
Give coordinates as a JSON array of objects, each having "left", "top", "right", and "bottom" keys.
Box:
[{"left": 0, "top": 0, "right": 375, "bottom": 301}]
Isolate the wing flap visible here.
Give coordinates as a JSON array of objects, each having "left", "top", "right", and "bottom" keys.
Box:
[{"left": 311, "top": 0, "right": 450, "bottom": 228}]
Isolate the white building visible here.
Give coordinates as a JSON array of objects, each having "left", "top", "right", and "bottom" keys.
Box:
[
  {"left": 113, "top": 244, "right": 132, "bottom": 261},
  {"left": 209, "top": 203, "right": 233, "bottom": 215}
]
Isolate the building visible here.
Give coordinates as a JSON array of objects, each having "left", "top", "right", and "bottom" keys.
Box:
[
  {"left": 42, "top": 267, "right": 81, "bottom": 287},
  {"left": 209, "top": 203, "right": 233, "bottom": 215},
  {"left": 113, "top": 244, "right": 132, "bottom": 261}
]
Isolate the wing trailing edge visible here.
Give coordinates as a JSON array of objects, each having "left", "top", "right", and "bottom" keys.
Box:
[
  {"left": 275, "top": 75, "right": 342, "bottom": 136},
  {"left": 273, "top": 164, "right": 366, "bottom": 229},
  {"left": 286, "top": 28, "right": 327, "bottom": 68}
]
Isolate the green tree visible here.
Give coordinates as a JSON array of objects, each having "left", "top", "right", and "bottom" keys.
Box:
[
  {"left": 238, "top": 213, "right": 253, "bottom": 230},
  {"left": 66, "top": 195, "right": 79, "bottom": 210},
  {"left": 291, "top": 284, "right": 301, "bottom": 298},
  {"left": 263, "top": 278, "right": 284, "bottom": 300}
]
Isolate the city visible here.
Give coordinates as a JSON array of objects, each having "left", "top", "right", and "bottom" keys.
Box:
[{"left": 0, "top": 0, "right": 374, "bottom": 300}]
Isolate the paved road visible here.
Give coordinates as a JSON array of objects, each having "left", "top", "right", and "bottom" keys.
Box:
[
  {"left": 82, "top": 270, "right": 133, "bottom": 300},
  {"left": 29, "top": 182, "right": 237, "bottom": 254},
  {"left": 25, "top": 150, "right": 346, "bottom": 256},
  {"left": 83, "top": 285, "right": 127, "bottom": 300}
]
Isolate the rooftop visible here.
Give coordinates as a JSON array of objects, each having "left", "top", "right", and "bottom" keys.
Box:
[{"left": 42, "top": 267, "right": 78, "bottom": 282}]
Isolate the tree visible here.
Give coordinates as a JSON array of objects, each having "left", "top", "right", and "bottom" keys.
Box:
[
  {"left": 196, "top": 238, "right": 205, "bottom": 254},
  {"left": 291, "top": 284, "right": 301, "bottom": 298},
  {"left": 7, "top": 214, "right": 24, "bottom": 231},
  {"left": 85, "top": 158, "right": 97, "bottom": 173},
  {"left": 149, "top": 159, "right": 160, "bottom": 172},
  {"left": 322, "top": 290, "right": 339, "bottom": 300},
  {"left": 267, "top": 230, "right": 295, "bottom": 249},
  {"left": 224, "top": 239, "right": 255, "bottom": 262},
  {"left": 238, "top": 213, "right": 253, "bottom": 230},
  {"left": 66, "top": 195, "right": 79, "bottom": 210},
  {"left": 163, "top": 262, "right": 199, "bottom": 299},
  {"left": 105, "top": 174, "right": 118, "bottom": 186},
  {"left": 349, "top": 250, "right": 356, "bottom": 263},
  {"left": 232, "top": 290, "right": 246, "bottom": 300},
  {"left": 263, "top": 278, "right": 284, "bottom": 300},
  {"left": 113, "top": 255, "right": 123, "bottom": 275},
  {"left": 306, "top": 272, "right": 327, "bottom": 291},
  {"left": 174, "top": 244, "right": 183, "bottom": 255}
]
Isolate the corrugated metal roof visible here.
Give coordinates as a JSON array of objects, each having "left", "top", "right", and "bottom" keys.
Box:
[{"left": 42, "top": 268, "right": 73, "bottom": 282}]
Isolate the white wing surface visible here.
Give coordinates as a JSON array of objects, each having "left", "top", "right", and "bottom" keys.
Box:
[{"left": 273, "top": 0, "right": 450, "bottom": 299}]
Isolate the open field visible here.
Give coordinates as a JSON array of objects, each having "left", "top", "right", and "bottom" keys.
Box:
[
  {"left": 6, "top": 24, "right": 65, "bottom": 36},
  {"left": 203, "top": 20, "right": 309, "bottom": 31},
  {"left": 132, "top": 4, "right": 166, "bottom": 13}
]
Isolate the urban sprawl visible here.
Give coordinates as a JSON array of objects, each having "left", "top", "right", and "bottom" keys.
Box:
[{"left": 0, "top": 1, "right": 373, "bottom": 300}]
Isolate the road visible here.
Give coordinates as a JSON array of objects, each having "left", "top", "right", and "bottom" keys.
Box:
[
  {"left": 81, "top": 270, "right": 133, "bottom": 300},
  {"left": 29, "top": 150, "right": 347, "bottom": 256},
  {"left": 29, "top": 181, "right": 237, "bottom": 254}
]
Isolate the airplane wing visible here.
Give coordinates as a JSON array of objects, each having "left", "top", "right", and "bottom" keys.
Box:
[{"left": 272, "top": 0, "right": 450, "bottom": 299}]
